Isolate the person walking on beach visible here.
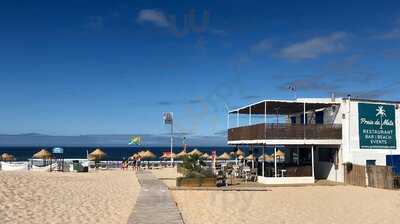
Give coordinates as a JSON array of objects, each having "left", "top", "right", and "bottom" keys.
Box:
[
  {"left": 135, "top": 157, "right": 141, "bottom": 171},
  {"left": 132, "top": 158, "right": 136, "bottom": 171}
]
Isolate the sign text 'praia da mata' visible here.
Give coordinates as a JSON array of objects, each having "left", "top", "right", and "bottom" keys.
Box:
[{"left": 358, "top": 103, "right": 397, "bottom": 149}]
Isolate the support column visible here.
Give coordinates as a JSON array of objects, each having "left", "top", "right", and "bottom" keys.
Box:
[
  {"left": 236, "top": 111, "right": 239, "bottom": 127},
  {"left": 249, "top": 106, "right": 252, "bottom": 125},
  {"left": 262, "top": 146, "right": 265, "bottom": 177},
  {"left": 311, "top": 145, "right": 315, "bottom": 179},
  {"left": 274, "top": 146, "right": 277, "bottom": 178},
  {"left": 251, "top": 145, "right": 254, "bottom": 169},
  {"left": 264, "top": 101, "right": 267, "bottom": 139},
  {"left": 303, "top": 102, "right": 306, "bottom": 140},
  {"left": 227, "top": 113, "right": 230, "bottom": 130}
]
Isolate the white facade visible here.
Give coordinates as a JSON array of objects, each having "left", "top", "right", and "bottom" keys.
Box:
[
  {"left": 293, "top": 97, "right": 400, "bottom": 166},
  {"left": 228, "top": 97, "right": 400, "bottom": 185},
  {"left": 339, "top": 98, "right": 400, "bottom": 166}
]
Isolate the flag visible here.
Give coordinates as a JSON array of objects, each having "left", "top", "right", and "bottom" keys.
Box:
[{"left": 129, "top": 136, "right": 141, "bottom": 145}]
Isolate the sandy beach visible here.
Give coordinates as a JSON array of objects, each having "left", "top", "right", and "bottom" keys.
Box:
[
  {"left": 172, "top": 186, "right": 400, "bottom": 224},
  {"left": 148, "top": 168, "right": 400, "bottom": 224},
  {"left": 151, "top": 167, "right": 181, "bottom": 187},
  {"left": 0, "top": 170, "right": 139, "bottom": 224}
]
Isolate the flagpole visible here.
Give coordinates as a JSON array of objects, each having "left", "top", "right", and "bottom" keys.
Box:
[{"left": 170, "top": 119, "right": 174, "bottom": 166}]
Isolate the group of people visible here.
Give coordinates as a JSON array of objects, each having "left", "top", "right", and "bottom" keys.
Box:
[{"left": 121, "top": 158, "right": 142, "bottom": 171}]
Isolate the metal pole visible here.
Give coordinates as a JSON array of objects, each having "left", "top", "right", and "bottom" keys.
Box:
[
  {"left": 251, "top": 145, "right": 254, "bottom": 169},
  {"left": 227, "top": 112, "right": 230, "bottom": 130},
  {"left": 311, "top": 145, "right": 315, "bottom": 179},
  {"left": 264, "top": 101, "right": 267, "bottom": 139},
  {"left": 249, "top": 106, "right": 252, "bottom": 125},
  {"left": 262, "top": 146, "right": 265, "bottom": 177},
  {"left": 303, "top": 102, "right": 306, "bottom": 140},
  {"left": 170, "top": 121, "right": 174, "bottom": 165},
  {"left": 274, "top": 146, "right": 277, "bottom": 178},
  {"left": 236, "top": 111, "right": 239, "bottom": 127}
]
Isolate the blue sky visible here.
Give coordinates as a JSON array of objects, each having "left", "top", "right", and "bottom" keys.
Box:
[{"left": 1, "top": 0, "right": 400, "bottom": 146}]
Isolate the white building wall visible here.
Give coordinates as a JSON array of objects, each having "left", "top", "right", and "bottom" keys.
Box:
[{"left": 341, "top": 99, "right": 400, "bottom": 166}]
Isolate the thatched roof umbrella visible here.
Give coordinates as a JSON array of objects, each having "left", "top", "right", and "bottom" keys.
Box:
[
  {"left": 200, "top": 153, "right": 211, "bottom": 160},
  {"left": 233, "top": 148, "right": 244, "bottom": 156},
  {"left": 89, "top": 149, "right": 106, "bottom": 168},
  {"left": 188, "top": 148, "right": 203, "bottom": 157},
  {"left": 217, "top": 152, "right": 231, "bottom": 160},
  {"left": 272, "top": 149, "right": 285, "bottom": 161},
  {"left": 141, "top": 150, "right": 156, "bottom": 160},
  {"left": 33, "top": 149, "right": 52, "bottom": 159},
  {"left": 258, "top": 154, "right": 273, "bottom": 162},
  {"left": 245, "top": 154, "right": 255, "bottom": 160},
  {"left": 176, "top": 150, "right": 188, "bottom": 159},
  {"left": 89, "top": 148, "right": 106, "bottom": 159},
  {"left": 1, "top": 153, "right": 15, "bottom": 162},
  {"left": 33, "top": 149, "right": 52, "bottom": 166}
]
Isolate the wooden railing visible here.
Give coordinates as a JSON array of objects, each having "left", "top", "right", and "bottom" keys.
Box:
[{"left": 228, "top": 123, "right": 342, "bottom": 141}]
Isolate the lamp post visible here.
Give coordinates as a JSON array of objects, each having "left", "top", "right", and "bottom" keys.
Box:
[{"left": 163, "top": 112, "right": 174, "bottom": 165}]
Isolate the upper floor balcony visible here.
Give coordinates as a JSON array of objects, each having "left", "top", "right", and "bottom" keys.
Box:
[{"left": 227, "top": 99, "right": 342, "bottom": 144}]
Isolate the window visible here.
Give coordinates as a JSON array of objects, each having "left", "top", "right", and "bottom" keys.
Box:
[{"left": 366, "top": 160, "right": 376, "bottom": 166}]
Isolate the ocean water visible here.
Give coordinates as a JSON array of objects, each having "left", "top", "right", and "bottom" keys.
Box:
[{"left": 0, "top": 146, "right": 236, "bottom": 161}]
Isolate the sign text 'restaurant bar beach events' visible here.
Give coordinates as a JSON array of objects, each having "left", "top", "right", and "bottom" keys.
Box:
[{"left": 358, "top": 103, "right": 396, "bottom": 149}]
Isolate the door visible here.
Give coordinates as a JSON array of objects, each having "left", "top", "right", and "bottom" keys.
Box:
[{"left": 315, "top": 111, "right": 324, "bottom": 124}]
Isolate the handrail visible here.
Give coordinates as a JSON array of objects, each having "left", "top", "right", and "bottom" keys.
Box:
[{"left": 228, "top": 123, "right": 342, "bottom": 141}]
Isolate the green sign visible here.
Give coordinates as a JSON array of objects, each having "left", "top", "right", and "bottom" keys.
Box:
[{"left": 358, "top": 103, "right": 396, "bottom": 149}]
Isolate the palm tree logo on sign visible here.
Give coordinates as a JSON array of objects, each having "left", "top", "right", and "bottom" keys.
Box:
[{"left": 376, "top": 106, "right": 387, "bottom": 129}]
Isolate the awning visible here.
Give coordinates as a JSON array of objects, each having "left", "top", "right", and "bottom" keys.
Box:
[{"left": 229, "top": 100, "right": 339, "bottom": 115}]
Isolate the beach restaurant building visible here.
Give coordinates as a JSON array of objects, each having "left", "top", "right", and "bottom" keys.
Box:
[{"left": 227, "top": 97, "right": 400, "bottom": 185}]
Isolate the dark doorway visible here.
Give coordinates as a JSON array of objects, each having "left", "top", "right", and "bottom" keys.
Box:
[
  {"left": 300, "top": 114, "right": 308, "bottom": 124},
  {"left": 315, "top": 111, "right": 324, "bottom": 124}
]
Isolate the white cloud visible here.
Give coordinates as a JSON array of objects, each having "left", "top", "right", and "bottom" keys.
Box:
[
  {"left": 136, "top": 9, "right": 170, "bottom": 28},
  {"left": 250, "top": 38, "right": 273, "bottom": 54},
  {"left": 279, "top": 32, "right": 349, "bottom": 59}
]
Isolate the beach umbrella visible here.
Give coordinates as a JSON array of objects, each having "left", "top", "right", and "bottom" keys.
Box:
[
  {"left": 1, "top": 153, "right": 15, "bottom": 162},
  {"left": 33, "top": 149, "right": 52, "bottom": 166},
  {"left": 272, "top": 149, "right": 285, "bottom": 161},
  {"left": 200, "top": 153, "right": 211, "bottom": 159},
  {"left": 140, "top": 150, "right": 156, "bottom": 159},
  {"left": 33, "top": 149, "right": 52, "bottom": 159},
  {"left": 259, "top": 154, "right": 274, "bottom": 162},
  {"left": 245, "top": 154, "right": 255, "bottom": 160},
  {"left": 217, "top": 152, "right": 231, "bottom": 160},
  {"left": 89, "top": 148, "right": 106, "bottom": 169},
  {"left": 200, "top": 153, "right": 211, "bottom": 160},
  {"left": 161, "top": 152, "right": 176, "bottom": 160},
  {"left": 136, "top": 150, "right": 145, "bottom": 158},
  {"left": 176, "top": 150, "right": 188, "bottom": 159},
  {"left": 89, "top": 148, "right": 106, "bottom": 160},
  {"left": 188, "top": 148, "right": 203, "bottom": 156},
  {"left": 233, "top": 148, "right": 244, "bottom": 156}
]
